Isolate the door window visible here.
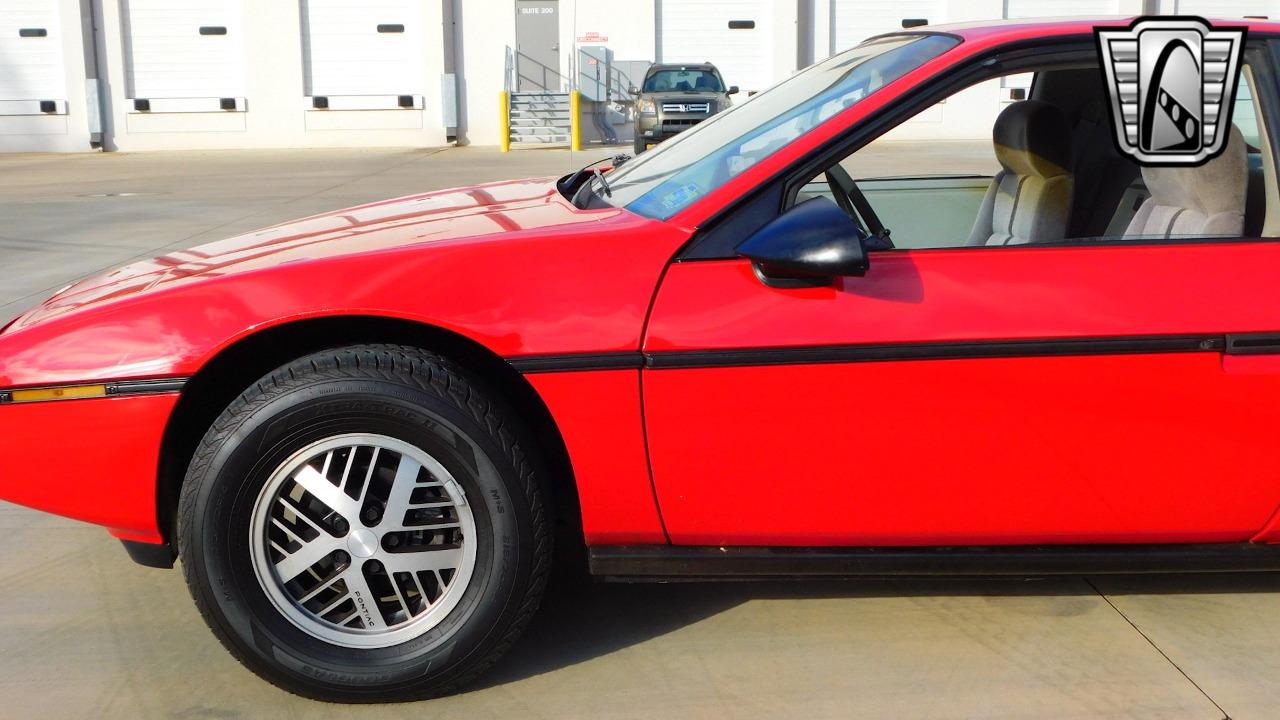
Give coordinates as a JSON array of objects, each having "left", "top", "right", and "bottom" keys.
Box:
[{"left": 802, "top": 62, "right": 1276, "bottom": 249}]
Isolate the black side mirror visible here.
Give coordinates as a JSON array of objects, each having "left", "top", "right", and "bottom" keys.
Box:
[
  {"left": 728, "top": 85, "right": 740, "bottom": 95},
  {"left": 736, "top": 197, "right": 869, "bottom": 287},
  {"left": 629, "top": 86, "right": 639, "bottom": 95}
]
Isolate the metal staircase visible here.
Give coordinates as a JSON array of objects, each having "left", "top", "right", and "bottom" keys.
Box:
[{"left": 508, "top": 91, "right": 572, "bottom": 146}]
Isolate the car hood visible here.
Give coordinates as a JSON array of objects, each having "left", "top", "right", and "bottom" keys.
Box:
[{"left": 11, "top": 176, "right": 580, "bottom": 330}]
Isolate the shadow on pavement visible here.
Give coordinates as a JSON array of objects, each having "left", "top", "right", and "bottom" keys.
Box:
[{"left": 475, "top": 570, "right": 1280, "bottom": 690}]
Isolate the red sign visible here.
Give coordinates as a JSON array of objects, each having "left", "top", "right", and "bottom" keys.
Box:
[{"left": 576, "top": 31, "right": 608, "bottom": 43}]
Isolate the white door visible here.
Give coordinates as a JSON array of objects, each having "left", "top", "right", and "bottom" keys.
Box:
[
  {"left": 1005, "top": 0, "right": 1120, "bottom": 18},
  {"left": 0, "top": 0, "right": 66, "bottom": 110},
  {"left": 122, "top": 0, "right": 245, "bottom": 101},
  {"left": 1004, "top": 1, "right": 1118, "bottom": 91},
  {"left": 1175, "top": 1, "right": 1280, "bottom": 16},
  {"left": 302, "top": 0, "right": 425, "bottom": 102},
  {"left": 657, "top": 0, "right": 773, "bottom": 96},
  {"left": 830, "top": 0, "right": 945, "bottom": 53}
]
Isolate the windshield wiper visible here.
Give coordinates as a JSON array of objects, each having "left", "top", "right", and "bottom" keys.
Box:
[
  {"left": 565, "top": 154, "right": 633, "bottom": 207},
  {"left": 560, "top": 153, "right": 632, "bottom": 199},
  {"left": 591, "top": 167, "right": 612, "bottom": 197}
]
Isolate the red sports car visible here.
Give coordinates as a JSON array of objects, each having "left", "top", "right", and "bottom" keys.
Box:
[{"left": 2, "top": 16, "right": 1279, "bottom": 702}]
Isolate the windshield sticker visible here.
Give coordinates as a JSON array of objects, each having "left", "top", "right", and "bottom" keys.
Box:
[{"left": 660, "top": 184, "right": 703, "bottom": 211}]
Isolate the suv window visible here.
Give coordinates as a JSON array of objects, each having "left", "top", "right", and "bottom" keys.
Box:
[{"left": 644, "top": 69, "right": 723, "bottom": 93}]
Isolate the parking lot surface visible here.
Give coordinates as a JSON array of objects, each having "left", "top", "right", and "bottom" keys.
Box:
[{"left": 1, "top": 144, "right": 1276, "bottom": 719}]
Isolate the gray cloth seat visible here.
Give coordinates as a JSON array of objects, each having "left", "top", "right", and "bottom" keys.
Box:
[
  {"left": 967, "top": 101, "right": 1074, "bottom": 246},
  {"left": 1123, "top": 126, "right": 1248, "bottom": 239}
]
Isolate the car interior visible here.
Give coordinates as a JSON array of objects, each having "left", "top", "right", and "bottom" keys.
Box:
[{"left": 801, "top": 59, "right": 1277, "bottom": 251}]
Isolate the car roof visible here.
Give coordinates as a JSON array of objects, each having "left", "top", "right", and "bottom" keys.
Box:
[
  {"left": 647, "top": 63, "right": 717, "bottom": 73},
  {"left": 908, "top": 15, "right": 1280, "bottom": 43}
]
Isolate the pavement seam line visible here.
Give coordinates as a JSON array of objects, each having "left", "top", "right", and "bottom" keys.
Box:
[
  {"left": 1083, "top": 577, "right": 1231, "bottom": 720},
  {"left": 0, "top": 147, "right": 450, "bottom": 317}
]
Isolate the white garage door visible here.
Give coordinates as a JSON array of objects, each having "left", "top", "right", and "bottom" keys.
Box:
[
  {"left": 831, "top": 0, "right": 946, "bottom": 53},
  {"left": 1003, "top": 1, "right": 1118, "bottom": 90},
  {"left": 302, "top": 0, "right": 425, "bottom": 102},
  {"left": 657, "top": 0, "right": 774, "bottom": 96},
  {"left": 1175, "top": 1, "right": 1279, "bottom": 17},
  {"left": 1005, "top": 0, "right": 1120, "bottom": 18},
  {"left": 0, "top": 0, "right": 66, "bottom": 111},
  {"left": 123, "top": 0, "right": 245, "bottom": 103}
]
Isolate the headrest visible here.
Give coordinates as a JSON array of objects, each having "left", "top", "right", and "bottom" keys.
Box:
[
  {"left": 1140, "top": 125, "right": 1248, "bottom": 216},
  {"left": 993, "top": 100, "right": 1072, "bottom": 178}
]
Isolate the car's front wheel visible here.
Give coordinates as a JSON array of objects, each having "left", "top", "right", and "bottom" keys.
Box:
[{"left": 177, "top": 344, "right": 549, "bottom": 702}]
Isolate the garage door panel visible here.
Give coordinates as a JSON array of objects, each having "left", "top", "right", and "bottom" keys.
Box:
[
  {"left": 1175, "top": 1, "right": 1280, "bottom": 16},
  {"left": 1005, "top": 1, "right": 1120, "bottom": 18},
  {"left": 831, "top": 0, "right": 945, "bottom": 53},
  {"left": 0, "top": 0, "right": 65, "bottom": 102},
  {"left": 1002, "top": 1, "right": 1118, "bottom": 89},
  {"left": 657, "top": 0, "right": 773, "bottom": 96},
  {"left": 123, "top": 0, "right": 245, "bottom": 99},
  {"left": 302, "top": 0, "right": 425, "bottom": 97}
]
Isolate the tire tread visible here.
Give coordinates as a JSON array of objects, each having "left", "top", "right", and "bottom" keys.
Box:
[{"left": 177, "top": 344, "right": 551, "bottom": 702}]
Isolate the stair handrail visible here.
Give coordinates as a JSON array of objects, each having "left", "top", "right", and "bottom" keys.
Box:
[
  {"left": 504, "top": 46, "right": 515, "bottom": 93},
  {"left": 611, "top": 65, "right": 637, "bottom": 103},
  {"left": 506, "top": 45, "right": 572, "bottom": 93}
]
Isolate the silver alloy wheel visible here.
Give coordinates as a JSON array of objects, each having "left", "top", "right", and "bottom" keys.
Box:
[{"left": 249, "top": 433, "right": 478, "bottom": 648}]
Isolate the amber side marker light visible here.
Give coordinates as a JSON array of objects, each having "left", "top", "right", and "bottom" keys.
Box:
[
  {"left": 0, "top": 378, "right": 188, "bottom": 405},
  {"left": 5, "top": 384, "right": 108, "bottom": 404}
]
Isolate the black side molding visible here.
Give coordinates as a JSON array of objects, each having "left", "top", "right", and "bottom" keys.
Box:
[
  {"left": 589, "top": 544, "right": 1280, "bottom": 580},
  {"left": 106, "top": 378, "right": 188, "bottom": 396},
  {"left": 121, "top": 539, "right": 175, "bottom": 569},
  {"left": 505, "top": 332, "right": 1280, "bottom": 374},
  {"left": 507, "top": 352, "right": 644, "bottom": 373},
  {"left": 646, "top": 334, "right": 1222, "bottom": 370},
  {"left": 1226, "top": 332, "right": 1280, "bottom": 354}
]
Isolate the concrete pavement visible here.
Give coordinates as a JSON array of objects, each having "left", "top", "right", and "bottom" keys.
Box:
[{"left": 0, "top": 144, "right": 1273, "bottom": 719}]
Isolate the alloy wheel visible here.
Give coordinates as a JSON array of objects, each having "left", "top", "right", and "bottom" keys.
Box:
[{"left": 248, "top": 433, "right": 477, "bottom": 648}]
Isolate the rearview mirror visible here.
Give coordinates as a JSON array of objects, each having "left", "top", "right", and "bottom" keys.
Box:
[
  {"left": 629, "top": 86, "right": 639, "bottom": 95},
  {"left": 728, "top": 85, "right": 740, "bottom": 95},
  {"left": 736, "top": 197, "right": 869, "bottom": 287}
]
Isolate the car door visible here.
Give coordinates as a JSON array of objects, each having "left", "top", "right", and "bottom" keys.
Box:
[
  {"left": 641, "top": 237, "right": 1280, "bottom": 547},
  {"left": 640, "top": 43, "right": 1280, "bottom": 548}
]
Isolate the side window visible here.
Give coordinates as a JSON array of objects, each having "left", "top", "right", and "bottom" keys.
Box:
[
  {"left": 1233, "top": 79, "right": 1260, "bottom": 150},
  {"left": 800, "top": 62, "right": 1274, "bottom": 250}
]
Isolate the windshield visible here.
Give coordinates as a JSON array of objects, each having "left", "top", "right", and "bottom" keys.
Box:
[
  {"left": 643, "top": 68, "right": 723, "bottom": 93},
  {"left": 600, "top": 34, "right": 959, "bottom": 220}
]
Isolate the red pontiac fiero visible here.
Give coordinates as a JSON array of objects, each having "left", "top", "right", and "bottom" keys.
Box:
[{"left": 3, "top": 17, "right": 1280, "bottom": 701}]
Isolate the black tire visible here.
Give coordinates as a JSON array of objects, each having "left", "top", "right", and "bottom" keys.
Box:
[
  {"left": 177, "top": 344, "right": 550, "bottom": 702},
  {"left": 634, "top": 136, "right": 647, "bottom": 155}
]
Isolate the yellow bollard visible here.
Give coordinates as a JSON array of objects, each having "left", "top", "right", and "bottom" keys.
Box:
[
  {"left": 570, "top": 90, "right": 582, "bottom": 151},
  {"left": 499, "top": 90, "right": 511, "bottom": 152}
]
